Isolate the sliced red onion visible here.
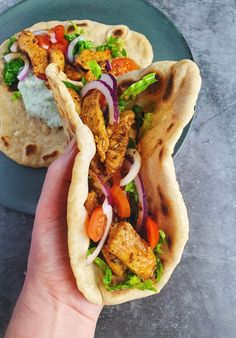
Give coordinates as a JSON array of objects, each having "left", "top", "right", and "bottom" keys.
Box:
[
  {"left": 17, "top": 58, "right": 30, "bottom": 81},
  {"left": 49, "top": 31, "right": 57, "bottom": 43},
  {"left": 81, "top": 80, "right": 119, "bottom": 124},
  {"left": 105, "top": 60, "right": 112, "bottom": 71},
  {"left": 100, "top": 73, "right": 117, "bottom": 92},
  {"left": 86, "top": 198, "right": 113, "bottom": 265},
  {"left": 134, "top": 173, "right": 148, "bottom": 232},
  {"left": 4, "top": 53, "right": 30, "bottom": 81},
  {"left": 120, "top": 149, "right": 141, "bottom": 186},
  {"left": 10, "top": 41, "right": 18, "bottom": 53},
  {"left": 33, "top": 29, "right": 48, "bottom": 36},
  {"left": 67, "top": 35, "right": 85, "bottom": 63}
]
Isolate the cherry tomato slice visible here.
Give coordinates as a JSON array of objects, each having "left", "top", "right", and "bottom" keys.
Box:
[
  {"left": 36, "top": 34, "right": 51, "bottom": 50},
  {"left": 50, "top": 38, "right": 69, "bottom": 55},
  {"left": 146, "top": 217, "right": 160, "bottom": 249},
  {"left": 51, "top": 25, "right": 65, "bottom": 41},
  {"left": 110, "top": 184, "right": 130, "bottom": 218},
  {"left": 87, "top": 207, "right": 107, "bottom": 242},
  {"left": 110, "top": 57, "right": 139, "bottom": 77}
]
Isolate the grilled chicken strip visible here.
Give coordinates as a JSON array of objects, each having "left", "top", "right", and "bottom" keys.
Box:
[
  {"left": 105, "top": 110, "right": 135, "bottom": 177},
  {"left": 102, "top": 245, "right": 127, "bottom": 278},
  {"left": 106, "top": 222, "right": 156, "bottom": 280},
  {"left": 49, "top": 49, "right": 65, "bottom": 71},
  {"left": 65, "top": 63, "right": 84, "bottom": 81},
  {"left": 84, "top": 191, "right": 99, "bottom": 217},
  {"left": 81, "top": 90, "right": 109, "bottom": 162},
  {"left": 75, "top": 49, "right": 111, "bottom": 70},
  {"left": 18, "top": 31, "right": 48, "bottom": 78}
]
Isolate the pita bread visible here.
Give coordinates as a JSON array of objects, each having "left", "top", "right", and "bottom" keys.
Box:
[
  {"left": 46, "top": 59, "right": 201, "bottom": 305},
  {"left": 0, "top": 20, "right": 153, "bottom": 167}
]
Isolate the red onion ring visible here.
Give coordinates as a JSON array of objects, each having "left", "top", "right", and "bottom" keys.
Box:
[
  {"left": 86, "top": 197, "right": 113, "bottom": 265},
  {"left": 3, "top": 53, "right": 30, "bottom": 81},
  {"left": 100, "top": 73, "right": 117, "bottom": 93},
  {"left": 120, "top": 149, "right": 141, "bottom": 186},
  {"left": 81, "top": 80, "right": 119, "bottom": 124},
  {"left": 67, "top": 36, "right": 85, "bottom": 63},
  {"left": 105, "top": 60, "right": 112, "bottom": 71},
  {"left": 134, "top": 173, "right": 148, "bottom": 232},
  {"left": 17, "top": 58, "right": 30, "bottom": 81}
]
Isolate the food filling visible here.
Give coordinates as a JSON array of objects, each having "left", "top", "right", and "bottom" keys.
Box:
[
  {"left": 64, "top": 64, "right": 167, "bottom": 292},
  {"left": 2, "top": 21, "right": 139, "bottom": 127}
]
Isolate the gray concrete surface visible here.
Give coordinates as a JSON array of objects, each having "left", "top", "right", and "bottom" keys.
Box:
[{"left": 0, "top": 0, "right": 236, "bottom": 337}]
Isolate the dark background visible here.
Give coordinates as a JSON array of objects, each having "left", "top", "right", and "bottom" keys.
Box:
[{"left": 0, "top": 0, "right": 236, "bottom": 337}]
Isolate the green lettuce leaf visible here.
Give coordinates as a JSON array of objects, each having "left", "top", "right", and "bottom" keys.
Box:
[
  {"left": 125, "top": 181, "right": 138, "bottom": 202},
  {"left": 154, "top": 230, "right": 166, "bottom": 254},
  {"left": 3, "top": 58, "right": 24, "bottom": 86},
  {"left": 96, "top": 36, "right": 126, "bottom": 58},
  {"left": 62, "top": 81, "right": 81, "bottom": 94},
  {"left": 141, "top": 112, "right": 153, "bottom": 137},
  {"left": 87, "top": 249, "right": 112, "bottom": 286},
  {"left": 7, "top": 36, "right": 17, "bottom": 53},
  {"left": 106, "top": 273, "right": 157, "bottom": 292},
  {"left": 87, "top": 60, "right": 102, "bottom": 79},
  {"left": 73, "top": 40, "right": 94, "bottom": 56},
  {"left": 119, "top": 73, "right": 157, "bottom": 111},
  {"left": 11, "top": 91, "right": 22, "bottom": 101},
  {"left": 154, "top": 230, "right": 166, "bottom": 281}
]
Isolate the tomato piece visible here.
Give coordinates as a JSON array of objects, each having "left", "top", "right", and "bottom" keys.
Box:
[
  {"left": 51, "top": 25, "right": 65, "bottom": 41},
  {"left": 36, "top": 34, "right": 51, "bottom": 49},
  {"left": 146, "top": 217, "right": 160, "bottom": 249},
  {"left": 113, "top": 171, "right": 121, "bottom": 185},
  {"left": 110, "top": 184, "right": 130, "bottom": 218},
  {"left": 110, "top": 57, "right": 139, "bottom": 77},
  {"left": 87, "top": 207, "right": 107, "bottom": 242},
  {"left": 50, "top": 38, "right": 69, "bottom": 55}
]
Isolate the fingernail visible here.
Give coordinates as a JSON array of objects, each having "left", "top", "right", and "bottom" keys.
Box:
[{"left": 64, "top": 136, "right": 77, "bottom": 157}]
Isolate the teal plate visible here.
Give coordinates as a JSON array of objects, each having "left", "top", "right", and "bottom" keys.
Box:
[{"left": 0, "top": 0, "right": 193, "bottom": 215}]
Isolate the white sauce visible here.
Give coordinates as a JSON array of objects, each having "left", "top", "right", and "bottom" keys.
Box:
[{"left": 18, "top": 72, "right": 62, "bottom": 128}]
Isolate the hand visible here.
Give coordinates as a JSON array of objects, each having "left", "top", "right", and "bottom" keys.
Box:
[{"left": 6, "top": 139, "right": 102, "bottom": 338}]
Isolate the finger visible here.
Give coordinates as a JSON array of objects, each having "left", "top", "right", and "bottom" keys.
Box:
[{"left": 35, "top": 138, "right": 78, "bottom": 223}]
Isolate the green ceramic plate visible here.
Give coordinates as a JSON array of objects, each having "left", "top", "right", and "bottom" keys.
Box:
[{"left": 0, "top": 0, "right": 193, "bottom": 215}]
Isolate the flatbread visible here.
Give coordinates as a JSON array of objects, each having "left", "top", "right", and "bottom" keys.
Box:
[
  {"left": 0, "top": 20, "right": 153, "bottom": 167},
  {"left": 46, "top": 59, "right": 201, "bottom": 305}
]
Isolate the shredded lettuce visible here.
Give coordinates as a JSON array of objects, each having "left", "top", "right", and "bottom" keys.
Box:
[
  {"left": 81, "top": 76, "right": 87, "bottom": 86},
  {"left": 73, "top": 40, "right": 94, "bottom": 56},
  {"left": 3, "top": 58, "right": 24, "bottom": 86},
  {"left": 87, "top": 60, "right": 102, "bottom": 79},
  {"left": 119, "top": 73, "right": 157, "bottom": 111},
  {"left": 6, "top": 36, "right": 17, "bottom": 53},
  {"left": 96, "top": 36, "right": 127, "bottom": 58},
  {"left": 64, "top": 33, "right": 80, "bottom": 42},
  {"left": 11, "top": 91, "right": 22, "bottom": 101},
  {"left": 154, "top": 230, "right": 166, "bottom": 281},
  {"left": 154, "top": 230, "right": 166, "bottom": 254},
  {"left": 106, "top": 273, "right": 156, "bottom": 292},
  {"left": 141, "top": 112, "right": 153, "bottom": 136},
  {"left": 87, "top": 248, "right": 112, "bottom": 286},
  {"left": 63, "top": 81, "right": 81, "bottom": 94},
  {"left": 125, "top": 181, "right": 138, "bottom": 202}
]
